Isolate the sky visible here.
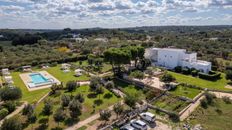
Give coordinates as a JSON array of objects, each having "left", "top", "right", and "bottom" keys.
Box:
[{"left": 0, "top": 0, "right": 232, "bottom": 29}]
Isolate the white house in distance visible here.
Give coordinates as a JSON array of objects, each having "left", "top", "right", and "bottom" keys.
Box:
[{"left": 145, "top": 48, "right": 212, "bottom": 73}]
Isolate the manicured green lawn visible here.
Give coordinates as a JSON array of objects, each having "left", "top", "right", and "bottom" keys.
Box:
[
  {"left": 152, "top": 95, "right": 189, "bottom": 113},
  {"left": 73, "top": 60, "right": 89, "bottom": 67},
  {"left": 168, "top": 71, "right": 230, "bottom": 91},
  {"left": 73, "top": 60, "right": 112, "bottom": 73},
  {"left": 25, "top": 85, "right": 120, "bottom": 130},
  {"left": 189, "top": 98, "right": 232, "bottom": 130},
  {"left": 169, "top": 85, "right": 201, "bottom": 99},
  {"left": 113, "top": 79, "right": 146, "bottom": 100},
  {"left": 11, "top": 65, "right": 90, "bottom": 103},
  {"left": 11, "top": 72, "right": 50, "bottom": 103},
  {"left": 46, "top": 65, "right": 90, "bottom": 84}
]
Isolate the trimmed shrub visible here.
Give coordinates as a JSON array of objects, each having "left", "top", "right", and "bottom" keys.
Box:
[
  {"left": 205, "top": 93, "right": 216, "bottom": 105},
  {"left": 191, "top": 70, "right": 199, "bottom": 77},
  {"left": 200, "top": 98, "right": 208, "bottom": 109},
  {"left": 160, "top": 73, "right": 176, "bottom": 83},
  {"left": 0, "top": 108, "right": 9, "bottom": 120},
  {"left": 198, "top": 71, "right": 221, "bottom": 81},
  {"left": 169, "top": 113, "right": 180, "bottom": 122},
  {"left": 129, "top": 70, "right": 144, "bottom": 79},
  {"left": 174, "top": 66, "right": 182, "bottom": 73},
  {"left": 228, "top": 81, "right": 232, "bottom": 85},
  {"left": 182, "top": 68, "right": 191, "bottom": 75},
  {"left": 3, "top": 101, "right": 16, "bottom": 113},
  {"left": 50, "top": 62, "right": 58, "bottom": 67},
  {"left": 226, "top": 70, "right": 232, "bottom": 81}
]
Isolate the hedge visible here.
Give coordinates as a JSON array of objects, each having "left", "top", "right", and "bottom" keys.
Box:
[
  {"left": 182, "top": 68, "right": 191, "bottom": 75},
  {"left": 198, "top": 71, "right": 221, "bottom": 81},
  {"left": 0, "top": 108, "right": 9, "bottom": 120},
  {"left": 191, "top": 70, "right": 199, "bottom": 77}
]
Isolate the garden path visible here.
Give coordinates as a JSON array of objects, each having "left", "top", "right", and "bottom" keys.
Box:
[
  {"left": 0, "top": 101, "right": 28, "bottom": 126},
  {"left": 179, "top": 96, "right": 204, "bottom": 121},
  {"left": 211, "top": 91, "right": 232, "bottom": 99},
  {"left": 65, "top": 100, "right": 123, "bottom": 130},
  {"left": 180, "top": 91, "right": 232, "bottom": 121}
]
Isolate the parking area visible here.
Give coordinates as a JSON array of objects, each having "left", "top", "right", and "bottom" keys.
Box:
[{"left": 116, "top": 111, "right": 171, "bottom": 130}]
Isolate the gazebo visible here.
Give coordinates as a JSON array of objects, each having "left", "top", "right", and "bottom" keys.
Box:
[{"left": 74, "top": 69, "right": 84, "bottom": 77}]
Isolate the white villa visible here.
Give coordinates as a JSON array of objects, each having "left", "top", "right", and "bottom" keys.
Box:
[{"left": 145, "top": 48, "right": 212, "bottom": 73}]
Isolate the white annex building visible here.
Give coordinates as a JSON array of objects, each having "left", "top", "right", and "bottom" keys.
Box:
[{"left": 145, "top": 48, "right": 212, "bottom": 73}]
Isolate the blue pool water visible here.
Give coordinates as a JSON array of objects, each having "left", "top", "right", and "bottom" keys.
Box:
[{"left": 30, "top": 73, "right": 48, "bottom": 84}]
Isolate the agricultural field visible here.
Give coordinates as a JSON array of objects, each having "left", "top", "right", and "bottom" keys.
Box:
[
  {"left": 169, "top": 85, "right": 201, "bottom": 99},
  {"left": 113, "top": 79, "right": 147, "bottom": 100},
  {"left": 168, "top": 71, "right": 230, "bottom": 91},
  {"left": 151, "top": 94, "right": 189, "bottom": 113},
  {"left": 189, "top": 98, "right": 232, "bottom": 130}
]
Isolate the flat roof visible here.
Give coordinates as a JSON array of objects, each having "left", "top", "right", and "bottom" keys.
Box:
[{"left": 152, "top": 47, "right": 186, "bottom": 52}]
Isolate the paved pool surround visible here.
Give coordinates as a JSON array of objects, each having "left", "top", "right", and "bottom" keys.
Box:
[{"left": 20, "top": 71, "right": 61, "bottom": 91}]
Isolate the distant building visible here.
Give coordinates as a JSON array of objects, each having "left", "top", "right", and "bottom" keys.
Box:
[
  {"left": 71, "top": 38, "right": 89, "bottom": 42},
  {"left": 94, "top": 38, "right": 108, "bottom": 43},
  {"left": 145, "top": 48, "right": 211, "bottom": 73}
]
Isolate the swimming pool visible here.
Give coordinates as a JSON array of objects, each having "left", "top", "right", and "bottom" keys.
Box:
[
  {"left": 28, "top": 73, "right": 54, "bottom": 88},
  {"left": 30, "top": 73, "right": 49, "bottom": 84}
]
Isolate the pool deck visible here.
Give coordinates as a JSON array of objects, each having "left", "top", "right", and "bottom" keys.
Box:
[{"left": 20, "top": 71, "right": 61, "bottom": 91}]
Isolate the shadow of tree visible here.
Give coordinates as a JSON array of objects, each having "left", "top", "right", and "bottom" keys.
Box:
[
  {"left": 35, "top": 124, "right": 48, "bottom": 130},
  {"left": 64, "top": 117, "right": 80, "bottom": 126},
  {"left": 94, "top": 99, "right": 103, "bottom": 106},
  {"left": 87, "top": 93, "right": 97, "bottom": 98},
  {"left": 103, "top": 93, "right": 113, "bottom": 99}
]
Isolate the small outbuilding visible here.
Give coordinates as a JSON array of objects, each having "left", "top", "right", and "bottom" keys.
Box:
[
  {"left": 61, "top": 63, "right": 71, "bottom": 70},
  {"left": 22, "top": 65, "right": 32, "bottom": 72},
  {"left": 4, "top": 76, "right": 14, "bottom": 84},
  {"left": 2, "top": 68, "right": 10, "bottom": 76},
  {"left": 74, "top": 69, "right": 84, "bottom": 77}
]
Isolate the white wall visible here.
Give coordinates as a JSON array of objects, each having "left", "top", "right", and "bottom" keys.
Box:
[{"left": 145, "top": 48, "right": 212, "bottom": 73}]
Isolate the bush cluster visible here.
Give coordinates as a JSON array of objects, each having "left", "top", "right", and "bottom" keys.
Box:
[
  {"left": 198, "top": 71, "right": 221, "bottom": 81},
  {"left": 129, "top": 70, "right": 144, "bottom": 79},
  {"left": 174, "top": 66, "right": 221, "bottom": 81}
]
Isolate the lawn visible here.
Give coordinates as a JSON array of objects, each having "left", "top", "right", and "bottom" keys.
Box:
[
  {"left": 168, "top": 71, "right": 230, "bottom": 91},
  {"left": 73, "top": 60, "right": 112, "bottom": 74},
  {"left": 169, "top": 85, "right": 201, "bottom": 99},
  {"left": 189, "top": 98, "right": 232, "bottom": 130},
  {"left": 152, "top": 95, "right": 189, "bottom": 113},
  {"left": 113, "top": 79, "right": 146, "bottom": 100},
  {"left": 46, "top": 65, "right": 90, "bottom": 84},
  {"left": 11, "top": 72, "right": 50, "bottom": 103},
  {"left": 24, "top": 85, "right": 120, "bottom": 130},
  {"left": 11, "top": 65, "right": 90, "bottom": 103}
]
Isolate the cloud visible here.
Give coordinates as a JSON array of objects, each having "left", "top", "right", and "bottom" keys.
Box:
[{"left": 0, "top": 0, "right": 231, "bottom": 28}]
